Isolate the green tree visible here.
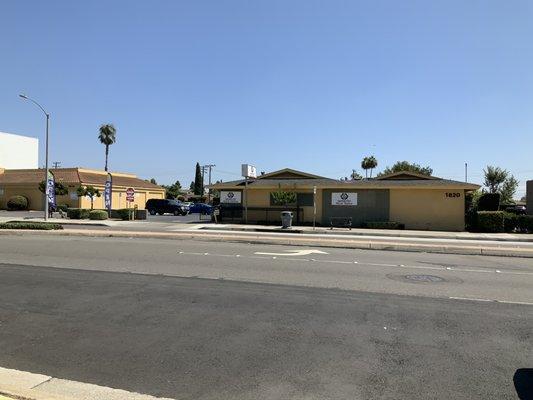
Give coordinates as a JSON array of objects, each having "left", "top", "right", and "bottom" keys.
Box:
[
  {"left": 378, "top": 161, "right": 433, "bottom": 177},
  {"left": 76, "top": 185, "right": 101, "bottom": 209},
  {"left": 271, "top": 191, "right": 297, "bottom": 206},
  {"left": 483, "top": 166, "right": 519, "bottom": 204},
  {"left": 194, "top": 162, "right": 203, "bottom": 195},
  {"left": 189, "top": 181, "right": 195, "bottom": 192},
  {"left": 98, "top": 123, "right": 117, "bottom": 172},
  {"left": 163, "top": 180, "right": 182, "bottom": 199},
  {"left": 38, "top": 180, "right": 68, "bottom": 196},
  {"left": 149, "top": 178, "right": 157, "bottom": 185},
  {"left": 361, "top": 156, "right": 378, "bottom": 178},
  {"left": 483, "top": 166, "right": 508, "bottom": 193},
  {"left": 350, "top": 170, "right": 363, "bottom": 180},
  {"left": 500, "top": 176, "right": 519, "bottom": 204}
]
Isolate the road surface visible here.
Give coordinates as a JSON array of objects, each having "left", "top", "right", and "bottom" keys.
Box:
[{"left": 0, "top": 235, "right": 531, "bottom": 399}]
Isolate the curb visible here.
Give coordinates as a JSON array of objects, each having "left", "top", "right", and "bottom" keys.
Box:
[{"left": 1, "top": 228, "right": 532, "bottom": 258}]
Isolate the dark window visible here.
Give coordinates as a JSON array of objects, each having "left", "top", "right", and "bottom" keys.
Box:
[{"left": 297, "top": 193, "right": 313, "bottom": 206}]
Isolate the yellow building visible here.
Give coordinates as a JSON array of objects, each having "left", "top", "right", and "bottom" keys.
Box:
[
  {"left": 210, "top": 168, "right": 480, "bottom": 231},
  {"left": 0, "top": 167, "right": 165, "bottom": 211}
]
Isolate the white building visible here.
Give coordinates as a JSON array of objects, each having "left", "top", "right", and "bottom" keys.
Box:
[{"left": 0, "top": 131, "right": 39, "bottom": 169}]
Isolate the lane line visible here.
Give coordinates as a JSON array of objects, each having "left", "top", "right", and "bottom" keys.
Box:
[
  {"left": 176, "top": 251, "right": 533, "bottom": 276},
  {"left": 449, "top": 297, "right": 533, "bottom": 306}
]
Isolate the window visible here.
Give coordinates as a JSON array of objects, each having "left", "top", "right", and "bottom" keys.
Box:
[{"left": 296, "top": 193, "right": 313, "bottom": 206}]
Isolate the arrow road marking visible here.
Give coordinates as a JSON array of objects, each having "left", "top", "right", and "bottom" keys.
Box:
[{"left": 253, "top": 249, "right": 329, "bottom": 256}]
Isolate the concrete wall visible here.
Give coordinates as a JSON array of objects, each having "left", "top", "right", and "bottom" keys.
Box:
[
  {"left": 526, "top": 181, "right": 533, "bottom": 215},
  {"left": 0, "top": 132, "right": 38, "bottom": 169},
  {"left": 389, "top": 189, "right": 465, "bottom": 231},
  {"left": 322, "top": 189, "right": 389, "bottom": 227}
]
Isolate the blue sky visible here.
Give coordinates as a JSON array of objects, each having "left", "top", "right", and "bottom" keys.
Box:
[{"left": 1, "top": 1, "right": 532, "bottom": 197}]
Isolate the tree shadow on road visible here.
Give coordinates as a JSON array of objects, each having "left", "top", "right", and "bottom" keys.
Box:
[{"left": 514, "top": 369, "right": 533, "bottom": 400}]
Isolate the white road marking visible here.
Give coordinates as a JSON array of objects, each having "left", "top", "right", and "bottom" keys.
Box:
[
  {"left": 0, "top": 366, "right": 173, "bottom": 400},
  {"left": 254, "top": 249, "right": 329, "bottom": 256},
  {"left": 176, "top": 251, "right": 533, "bottom": 276},
  {"left": 449, "top": 297, "right": 533, "bottom": 306}
]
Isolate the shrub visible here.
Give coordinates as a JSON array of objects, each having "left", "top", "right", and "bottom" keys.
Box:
[
  {"left": 478, "top": 193, "right": 500, "bottom": 211},
  {"left": 7, "top": 195, "right": 29, "bottom": 211},
  {"left": 89, "top": 210, "right": 108, "bottom": 220},
  {"left": 517, "top": 215, "right": 533, "bottom": 233},
  {"left": 477, "top": 211, "right": 505, "bottom": 233},
  {"left": 362, "top": 221, "right": 405, "bottom": 230},
  {"left": 67, "top": 208, "right": 90, "bottom": 219},
  {"left": 0, "top": 222, "right": 63, "bottom": 230},
  {"left": 56, "top": 204, "right": 69, "bottom": 212},
  {"left": 117, "top": 208, "right": 134, "bottom": 220},
  {"left": 503, "top": 212, "right": 519, "bottom": 233}
]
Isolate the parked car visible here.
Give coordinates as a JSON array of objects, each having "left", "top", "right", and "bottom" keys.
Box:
[
  {"left": 188, "top": 203, "right": 213, "bottom": 215},
  {"left": 504, "top": 205, "right": 527, "bottom": 215},
  {"left": 146, "top": 199, "right": 189, "bottom": 216}
]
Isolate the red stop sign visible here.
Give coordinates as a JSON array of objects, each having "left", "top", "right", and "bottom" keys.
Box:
[{"left": 126, "top": 187, "right": 135, "bottom": 202}]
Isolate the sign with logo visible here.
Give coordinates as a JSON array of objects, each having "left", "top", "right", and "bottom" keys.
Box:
[
  {"left": 104, "top": 174, "right": 113, "bottom": 211},
  {"left": 220, "top": 191, "right": 242, "bottom": 204},
  {"left": 241, "top": 164, "right": 257, "bottom": 179},
  {"left": 126, "top": 187, "right": 135, "bottom": 202},
  {"left": 46, "top": 170, "right": 56, "bottom": 208},
  {"left": 332, "top": 192, "right": 357, "bottom": 206}
]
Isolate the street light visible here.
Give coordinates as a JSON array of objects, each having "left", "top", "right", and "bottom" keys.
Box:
[{"left": 19, "top": 94, "right": 50, "bottom": 221}]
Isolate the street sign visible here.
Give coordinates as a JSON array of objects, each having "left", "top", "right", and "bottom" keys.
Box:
[{"left": 126, "top": 187, "right": 135, "bottom": 202}]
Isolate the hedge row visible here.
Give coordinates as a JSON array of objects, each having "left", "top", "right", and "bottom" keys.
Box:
[
  {"left": 476, "top": 211, "right": 533, "bottom": 233},
  {"left": 0, "top": 222, "right": 63, "bottom": 230},
  {"left": 66, "top": 208, "right": 138, "bottom": 220}
]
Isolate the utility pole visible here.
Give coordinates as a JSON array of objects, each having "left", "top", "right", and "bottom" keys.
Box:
[
  {"left": 52, "top": 161, "right": 61, "bottom": 169},
  {"left": 465, "top": 162, "right": 468, "bottom": 183},
  {"left": 201, "top": 164, "right": 216, "bottom": 203}
]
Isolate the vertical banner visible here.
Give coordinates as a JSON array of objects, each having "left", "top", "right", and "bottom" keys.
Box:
[
  {"left": 104, "top": 173, "right": 113, "bottom": 212},
  {"left": 47, "top": 170, "right": 56, "bottom": 208}
]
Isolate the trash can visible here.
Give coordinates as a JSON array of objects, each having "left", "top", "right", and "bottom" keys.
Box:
[{"left": 281, "top": 211, "right": 293, "bottom": 229}]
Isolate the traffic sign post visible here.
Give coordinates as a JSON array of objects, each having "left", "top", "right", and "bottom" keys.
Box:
[{"left": 126, "top": 188, "right": 135, "bottom": 220}]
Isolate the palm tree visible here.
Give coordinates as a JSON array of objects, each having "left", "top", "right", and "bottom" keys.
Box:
[
  {"left": 483, "top": 166, "right": 508, "bottom": 194},
  {"left": 98, "top": 124, "right": 116, "bottom": 172},
  {"left": 361, "top": 156, "right": 378, "bottom": 178}
]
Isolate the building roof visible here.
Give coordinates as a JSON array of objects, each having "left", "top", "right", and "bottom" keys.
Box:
[
  {"left": 210, "top": 168, "right": 480, "bottom": 190},
  {"left": 0, "top": 168, "right": 164, "bottom": 190}
]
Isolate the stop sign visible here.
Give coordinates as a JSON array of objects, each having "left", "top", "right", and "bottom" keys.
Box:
[{"left": 126, "top": 187, "right": 135, "bottom": 202}]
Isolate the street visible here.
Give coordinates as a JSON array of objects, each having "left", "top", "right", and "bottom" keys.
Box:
[{"left": 0, "top": 235, "right": 532, "bottom": 399}]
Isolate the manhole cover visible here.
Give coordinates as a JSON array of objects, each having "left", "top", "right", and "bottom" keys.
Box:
[
  {"left": 404, "top": 274, "right": 444, "bottom": 283},
  {"left": 386, "top": 273, "right": 460, "bottom": 284}
]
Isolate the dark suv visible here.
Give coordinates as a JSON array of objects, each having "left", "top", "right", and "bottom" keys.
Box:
[{"left": 146, "top": 199, "right": 189, "bottom": 216}]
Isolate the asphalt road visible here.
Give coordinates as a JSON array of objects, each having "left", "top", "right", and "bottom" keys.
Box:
[{"left": 0, "top": 236, "right": 532, "bottom": 399}]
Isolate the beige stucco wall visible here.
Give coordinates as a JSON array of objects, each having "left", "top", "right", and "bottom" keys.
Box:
[
  {"left": 0, "top": 183, "right": 164, "bottom": 211},
  {"left": 389, "top": 189, "right": 466, "bottom": 231}
]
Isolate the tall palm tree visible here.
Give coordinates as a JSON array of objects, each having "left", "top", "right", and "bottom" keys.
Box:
[
  {"left": 98, "top": 124, "right": 116, "bottom": 172},
  {"left": 361, "top": 156, "right": 378, "bottom": 178}
]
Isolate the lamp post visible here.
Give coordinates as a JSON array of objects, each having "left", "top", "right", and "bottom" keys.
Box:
[{"left": 19, "top": 94, "right": 50, "bottom": 221}]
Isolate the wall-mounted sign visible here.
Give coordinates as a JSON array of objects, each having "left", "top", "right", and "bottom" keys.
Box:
[
  {"left": 220, "top": 191, "right": 242, "bottom": 204},
  {"left": 332, "top": 192, "right": 357, "bottom": 206},
  {"left": 241, "top": 164, "right": 257, "bottom": 179}
]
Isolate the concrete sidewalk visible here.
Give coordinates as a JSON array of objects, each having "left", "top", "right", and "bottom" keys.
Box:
[
  {"left": 202, "top": 223, "right": 533, "bottom": 242},
  {"left": 2, "top": 227, "right": 533, "bottom": 258}
]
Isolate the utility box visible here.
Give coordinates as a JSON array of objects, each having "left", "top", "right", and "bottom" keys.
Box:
[{"left": 281, "top": 211, "right": 293, "bottom": 229}]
